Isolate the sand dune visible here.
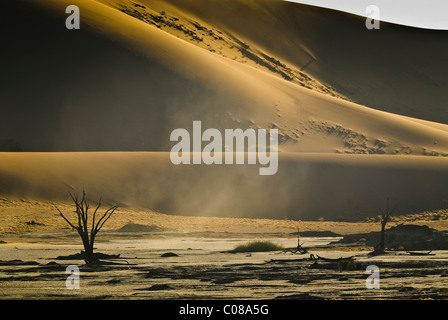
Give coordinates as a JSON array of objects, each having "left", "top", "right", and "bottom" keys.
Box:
[
  {"left": 0, "top": 152, "right": 447, "bottom": 220},
  {"left": 165, "top": 0, "right": 448, "bottom": 124},
  {"left": 0, "top": 0, "right": 447, "bottom": 220},
  {"left": 1, "top": 0, "right": 447, "bottom": 154}
]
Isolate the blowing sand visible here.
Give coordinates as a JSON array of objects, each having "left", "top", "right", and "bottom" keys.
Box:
[
  {"left": 1, "top": 0, "right": 448, "bottom": 301},
  {"left": 1, "top": 196, "right": 447, "bottom": 241}
]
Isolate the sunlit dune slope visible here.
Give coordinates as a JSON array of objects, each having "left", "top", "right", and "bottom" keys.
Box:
[
  {"left": 1, "top": 0, "right": 447, "bottom": 155},
  {"left": 164, "top": 0, "right": 448, "bottom": 124}
]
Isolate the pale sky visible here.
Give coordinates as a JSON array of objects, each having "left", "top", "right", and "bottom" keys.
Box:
[{"left": 284, "top": 0, "right": 448, "bottom": 30}]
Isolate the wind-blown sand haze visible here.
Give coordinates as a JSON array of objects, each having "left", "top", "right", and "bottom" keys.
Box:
[{"left": 1, "top": 0, "right": 448, "bottom": 302}]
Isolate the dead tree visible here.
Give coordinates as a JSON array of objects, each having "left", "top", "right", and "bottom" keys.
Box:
[
  {"left": 56, "top": 190, "right": 118, "bottom": 264},
  {"left": 375, "top": 198, "right": 398, "bottom": 254},
  {"left": 294, "top": 224, "right": 308, "bottom": 254},
  {"left": 283, "top": 221, "right": 308, "bottom": 254}
]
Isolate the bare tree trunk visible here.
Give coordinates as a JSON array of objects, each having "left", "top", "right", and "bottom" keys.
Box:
[
  {"left": 84, "top": 244, "right": 95, "bottom": 265},
  {"left": 77, "top": 230, "right": 93, "bottom": 264},
  {"left": 86, "top": 234, "right": 96, "bottom": 264},
  {"left": 379, "top": 221, "right": 386, "bottom": 253}
]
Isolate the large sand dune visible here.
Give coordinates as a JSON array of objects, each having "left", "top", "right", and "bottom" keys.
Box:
[
  {"left": 165, "top": 0, "right": 448, "bottom": 124},
  {"left": 0, "top": 152, "right": 447, "bottom": 220},
  {"left": 1, "top": 0, "right": 447, "bottom": 154},
  {"left": 0, "top": 0, "right": 447, "bottom": 220}
]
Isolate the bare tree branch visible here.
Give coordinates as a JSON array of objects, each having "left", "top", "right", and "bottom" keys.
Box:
[
  {"left": 91, "top": 197, "right": 102, "bottom": 238},
  {"left": 94, "top": 205, "right": 118, "bottom": 235},
  {"left": 56, "top": 206, "right": 79, "bottom": 231}
]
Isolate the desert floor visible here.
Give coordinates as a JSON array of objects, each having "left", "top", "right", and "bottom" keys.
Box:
[{"left": 1, "top": 198, "right": 448, "bottom": 300}]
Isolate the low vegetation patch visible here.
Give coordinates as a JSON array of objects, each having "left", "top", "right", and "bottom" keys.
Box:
[{"left": 230, "top": 241, "right": 284, "bottom": 253}]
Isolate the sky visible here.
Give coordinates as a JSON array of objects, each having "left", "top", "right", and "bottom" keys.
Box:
[{"left": 284, "top": 0, "right": 448, "bottom": 30}]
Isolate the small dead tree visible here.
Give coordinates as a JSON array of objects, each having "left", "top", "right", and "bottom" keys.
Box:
[
  {"left": 296, "top": 223, "right": 301, "bottom": 250},
  {"left": 376, "top": 198, "right": 398, "bottom": 254},
  {"left": 56, "top": 190, "right": 118, "bottom": 264},
  {"left": 284, "top": 220, "right": 308, "bottom": 254}
]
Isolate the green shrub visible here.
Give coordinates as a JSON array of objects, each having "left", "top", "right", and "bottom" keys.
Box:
[
  {"left": 338, "top": 259, "right": 358, "bottom": 271},
  {"left": 230, "top": 241, "right": 284, "bottom": 253}
]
